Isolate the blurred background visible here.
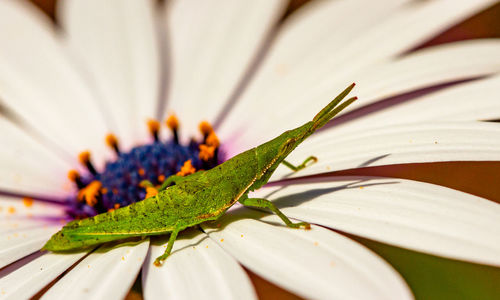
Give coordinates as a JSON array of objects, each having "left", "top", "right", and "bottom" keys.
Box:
[{"left": 26, "top": 0, "right": 500, "bottom": 299}]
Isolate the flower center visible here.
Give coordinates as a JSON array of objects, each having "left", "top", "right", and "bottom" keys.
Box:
[{"left": 65, "top": 116, "right": 222, "bottom": 218}]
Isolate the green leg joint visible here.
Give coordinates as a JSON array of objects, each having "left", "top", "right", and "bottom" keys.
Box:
[
  {"left": 282, "top": 156, "right": 318, "bottom": 172},
  {"left": 239, "top": 197, "right": 310, "bottom": 229}
]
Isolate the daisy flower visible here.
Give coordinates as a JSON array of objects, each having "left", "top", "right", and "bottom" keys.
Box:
[{"left": 1, "top": 0, "right": 500, "bottom": 299}]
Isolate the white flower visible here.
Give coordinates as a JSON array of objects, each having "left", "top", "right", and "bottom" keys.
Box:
[{"left": 1, "top": 0, "right": 500, "bottom": 299}]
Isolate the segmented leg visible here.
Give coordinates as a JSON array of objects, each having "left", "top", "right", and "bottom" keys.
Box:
[
  {"left": 282, "top": 156, "right": 318, "bottom": 172},
  {"left": 158, "top": 175, "right": 185, "bottom": 191},
  {"left": 139, "top": 180, "right": 155, "bottom": 188},
  {"left": 238, "top": 197, "right": 310, "bottom": 229},
  {"left": 154, "top": 225, "right": 182, "bottom": 266}
]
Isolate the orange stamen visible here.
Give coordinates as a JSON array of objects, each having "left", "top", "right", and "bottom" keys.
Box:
[
  {"left": 101, "top": 187, "right": 108, "bottom": 194},
  {"left": 22, "top": 197, "right": 34, "bottom": 208},
  {"left": 206, "top": 132, "right": 220, "bottom": 148},
  {"left": 138, "top": 168, "right": 146, "bottom": 176},
  {"left": 199, "top": 144, "right": 215, "bottom": 161},
  {"left": 78, "top": 150, "right": 97, "bottom": 175},
  {"left": 199, "top": 121, "right": 213, "bottom": 136},
  {"left": 77, "top": 181, "right": 102, "bottom": 207},
  {"left": 67, "top": 170, "right": 80, "bottom": 182},
  {"left": 177, "top": 160, "right": 196, "bottom": 176},
  {"left": 105, "top": 134, "right": 118, "bottom": 148},
  {"left": 78, "top": 151, "right": 91, "bottom": 165},
  {"left": 166, "top": 114, "right": 179, "bottom": 130},
  {"left": 158, "top": 174, "right": 165, "bottom": 182},
  {"left": 147, "top": 119, "right": 160, "bottom": 132},
  {"left": 147, "top": 119, "right": 160, "bottom": 139}
]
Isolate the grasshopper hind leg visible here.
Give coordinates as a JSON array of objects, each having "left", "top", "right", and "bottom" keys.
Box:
[{"left": 239, "top": 197, "right": 310, "bottom": 229}]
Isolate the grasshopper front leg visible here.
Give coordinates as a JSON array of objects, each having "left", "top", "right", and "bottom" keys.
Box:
[
  {"left": 154, "top": 224, "right": 183, "bottom": 266},
  {"left": 282, "top": 156, "right": 318, "bottom": 172},
  {"left": 158, "top": 175, "right": 186, "bottom": 191},
  {"left": 239, "top": 197, "right": 310, "bottom": 229}
]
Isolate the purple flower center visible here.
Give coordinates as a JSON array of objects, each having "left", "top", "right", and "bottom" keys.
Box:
[{"left": 65, "top": 120, "right": 222, "bottom": 218}]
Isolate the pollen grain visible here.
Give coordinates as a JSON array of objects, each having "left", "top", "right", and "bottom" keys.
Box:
[
  {"left": 199, "top": 144, "right": 215, "bottom": 161},
  {"left": 78, "top": 180, "right": 102, "bottom": 207},
  {"left": 177, "top": 160, "right": 196, "bottom": 176},
  {"left": 22, "top": 197, "right": 34, "bottom": 208}
]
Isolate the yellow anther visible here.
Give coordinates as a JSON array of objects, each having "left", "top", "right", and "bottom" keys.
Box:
[
  {"left": 78, "top": 151, "right": 91, "bottom": 165},
  {"left": 77, "top": 181, "right": 102, "bottom": 207},
  {"left": 145, "top": 187, "right": 159, "bottom": 199},
  {"left": 199, "top": 144, "right": 216, "bottom": 161},
  {"left": 166, "top": 114, "right": 179, "bottom": 130},
  {"left": 147, "top": 119, "right": 160, "bottom": 134},
  {"left": 67, "top": 170, "right": 80, "bottom": 182},
  {"left": 105, "top": 133, "right": 121, "bottom": 154},
  {"left": 206, "top": 132, "right": 220, "bottom": 148},
  {"left": 199, "top": 121, "right": 213, "bottom": 136},
  {"left": 78, "top": 150, "right": 97, "bottom": 175},
  {"left": 105, "top": 134, "right": 118, "bottom": 148},
  {"left": 177, "top": 160, "right": 196, "bottom": 176}
]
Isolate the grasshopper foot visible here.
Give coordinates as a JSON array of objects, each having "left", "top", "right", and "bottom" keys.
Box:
[
  {"left": 288, "top": 221, "right": 311, "bottom": 230},
  {"left": 153, "top": 225, "right": 181, "bottom": 267},
  {"left": 154, "top": 254, "right": 169, "bottom": 267}
]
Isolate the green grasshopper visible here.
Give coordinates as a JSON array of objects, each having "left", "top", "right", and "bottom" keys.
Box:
[{"left": 43, "top": 84, "right": 356, "bottom": 266}]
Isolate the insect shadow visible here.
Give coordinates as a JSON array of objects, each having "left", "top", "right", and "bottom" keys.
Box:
[
  {"left": 355, "top": 154, "right": 391, "bottom": 168},
  {"left": 206, "top": 177, "right": 400, "bottom": 231}
]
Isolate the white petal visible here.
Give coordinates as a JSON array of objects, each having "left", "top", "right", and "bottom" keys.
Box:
[
  {"left": 219, "top": 0, "right": 497, "bottom": 150},
  {"left": 0, "top": 252, "right": 87, "bottom": 299},
  {"left": 59, "top": 0, "right": 161, "bottom": 146},
  {"left": 41, "top": 239, "right": 149, "bottom": 300},
  {"left": 224, "top": 40, "right": 500, "bottom": 153},
  {"left": 251, "top": 176, "right": 500, "bottom": 266},
  {"left": 202, "top": 209, "right": 412, "bottom": 300},
  {"left": 271, "top": 122, "right": 500, "bottom": 180},
  {"left": 0, "top": 195, "right": 65, "bottom": 267},
  {"left": 351, "top": 39, "right": 500, "bottom": 112},
  {"left": 224, "top": 0, "right": 410, "bottom": 115},
  {"left": 0, "top": 225, "right": 60, "bottom": 269},
  {"left": 333, "top": 74, "right": 500, "bottom": 133},
  {"left": 142, "top": 229, "right": 256, "bottom": 300},
  {"left": 0, "top": 194, "right": 65, "bottom": 234},
  {"left": 164, "top": 0, "right": 287, "bottom": 139},
  {"left": 0, "top": 0, "right": 110, "bottom": 165},
  {"left": 0, "top": 118, "right": 74, "bottom": 197}
]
